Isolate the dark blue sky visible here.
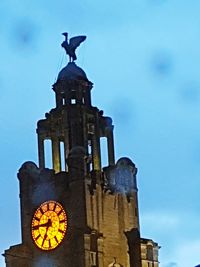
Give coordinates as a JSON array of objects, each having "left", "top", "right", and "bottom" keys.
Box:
[{"left": 1, "top": 1, "right": 200, "bottom": 266}]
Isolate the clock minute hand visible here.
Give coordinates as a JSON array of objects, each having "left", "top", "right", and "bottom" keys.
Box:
[
  {"left": 32, "top": 219, "right": 51, "bottom": 230},
  {"left": 42, "top": 232, "right": 48, "bottom": 246}
]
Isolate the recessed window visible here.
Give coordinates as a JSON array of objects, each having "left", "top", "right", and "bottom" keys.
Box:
[
  {"left": 87, "top": 140, "right": 93, "bottom": 171},
  {"left": 100, "top": 137, "right": 108, "bottom": 167},
  {"left": 44, "top": 139, "right": 52, "bottom": 168},
  {"left": 147, "top": 245, "right": 153, "bottom": 261},
  {"left": 60, "top": 141, "right": 66, "bottom": 171},
  {"left": 90, "top": 251, "right": 96, "bottom": 266}
]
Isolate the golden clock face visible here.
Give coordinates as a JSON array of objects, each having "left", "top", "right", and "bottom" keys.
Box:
[{"left": 31, "top": 200, "right": 67, "bottom": 250}]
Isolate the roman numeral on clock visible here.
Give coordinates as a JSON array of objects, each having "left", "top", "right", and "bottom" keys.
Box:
[
  {"left": 35, "top": 234, "right": 41, "bottom": 240},
  {"left": 54, "top": 236, "right": 59, "bottom": 243}
]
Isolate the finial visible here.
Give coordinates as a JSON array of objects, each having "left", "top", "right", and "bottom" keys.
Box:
[{"left": 61, "top": 32, "right": 86, "bottom": 62}]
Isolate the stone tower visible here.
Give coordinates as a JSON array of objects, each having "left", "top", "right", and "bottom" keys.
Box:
[{"left": 4, "top": 35, "right": 159, "bottom": 267}]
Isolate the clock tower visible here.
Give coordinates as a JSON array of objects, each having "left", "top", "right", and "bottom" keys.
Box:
[{"left": 4, "top": 34, "right": 159, "bottom": 267}]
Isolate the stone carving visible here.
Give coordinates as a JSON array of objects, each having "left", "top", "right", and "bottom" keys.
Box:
[
  {"left": 103, "top": 157, "right": 137, "bottom": 195},
  {"left": 108, "top": 257, "right": 123, "bottom": 267},
  {"left": 18, "top": 161, "right": 40, "bottom": 180}
]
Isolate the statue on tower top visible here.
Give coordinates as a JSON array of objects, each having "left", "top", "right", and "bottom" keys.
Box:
[{"left": 61, "top": 32, "right": 86, "bottom": 62}]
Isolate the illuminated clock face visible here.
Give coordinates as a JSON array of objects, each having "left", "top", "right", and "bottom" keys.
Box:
[{"left": 31, "top": 200, "right": 67, "bottom": 250}]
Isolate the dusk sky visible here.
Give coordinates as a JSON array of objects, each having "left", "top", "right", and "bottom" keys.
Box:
[{"left": 1, "top": 1, "right": 200, "bottom": 266}]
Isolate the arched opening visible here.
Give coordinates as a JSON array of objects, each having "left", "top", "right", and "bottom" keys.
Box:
[{"left": 44, "top": 139, "right": 52, "bottom": 169}]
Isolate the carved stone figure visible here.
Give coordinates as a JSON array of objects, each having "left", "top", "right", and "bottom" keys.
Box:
[{"left": 61, "top": 32, "right": 86, "bottom": 62}]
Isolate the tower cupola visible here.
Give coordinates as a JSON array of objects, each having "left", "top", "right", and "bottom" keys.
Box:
[
  {"left": 36, "top": 34, "right": 115, "bottom": 173},
  {"left": 54, "top": 62, "right": 93, "bottom": 107}
]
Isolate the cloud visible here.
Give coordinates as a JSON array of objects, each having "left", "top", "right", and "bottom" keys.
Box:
[
  {"left": 140, "top": 211, "right": 180, "bottom": 232},
  {"left": 176, "top": 240, "right": 200, "bottom": 267},
  {"left": 161, "top": 240, "right": 200, "bottom": 267},
  {"left": 140, "top": 211, "right": 200, "bottom": 267},
  {"left": 163, "top": 263, "right": 178, "bottom": 267}
]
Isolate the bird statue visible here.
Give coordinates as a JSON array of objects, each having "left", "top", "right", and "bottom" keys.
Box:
[{"left": 61, "top": 32, "right": 86, "bottom": 62}]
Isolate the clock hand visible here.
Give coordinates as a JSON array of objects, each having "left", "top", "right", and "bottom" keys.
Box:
[
  {"left": 32, "top": 219, "right": 52, "bottom": 230},
  {"left": 46, "top": 220, "right": 51, "bottom": 235},
  {"left": 42, "top": 232, "right": 48, "bottom": 247},
  {"left": 42, "top": 222, "right": 52, "bottom": 246},
  {"left": 32, "top": 222, "right": 48, "bottom": 230}
]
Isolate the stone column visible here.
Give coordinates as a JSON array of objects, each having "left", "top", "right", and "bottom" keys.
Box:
[
  {"left": 125, "top": 228, "right": 142, "bottom": 267},
  {"left": 107, "top": 126, "right": 115, "bottom": 166},
  {"left": 38, "top": 134, "right": 45, "bottom": 169},
  {"left": 52, "top": 137, "right": 61, "bottom": 173},
  {"left": 55, "top": 92, "right": 63, "bottom": 107},
  {"left": 85, "top": 88, "right": 91, "bottom": 106},
  {"left": 92, "top": 134, "right": 101, "bottom": 171}
]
